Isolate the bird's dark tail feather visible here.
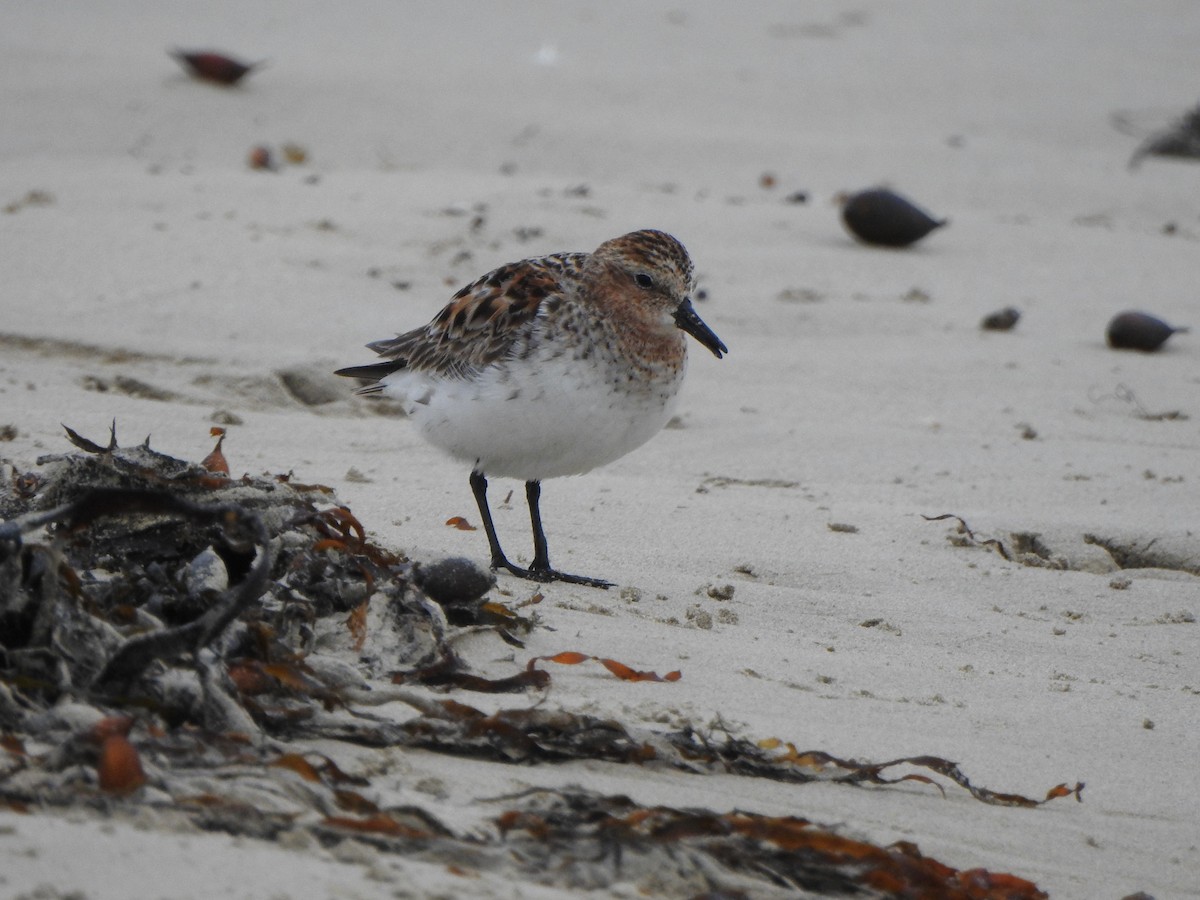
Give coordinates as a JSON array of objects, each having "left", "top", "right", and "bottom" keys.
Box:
[
  {"left": 334, "top": 360, "right": 408, "bottom": 395},
  {"left": 334, "top": 361, "right": 407, "bottom": 382}
]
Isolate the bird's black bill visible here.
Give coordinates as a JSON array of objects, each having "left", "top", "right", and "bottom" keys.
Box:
[{"left": 674, "top": 298, "right": 727, "bottom": 359}]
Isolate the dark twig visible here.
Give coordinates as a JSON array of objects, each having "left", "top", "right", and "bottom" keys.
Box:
[{"left": 921, "top": 513, "right": 1012, "bottom": 561}]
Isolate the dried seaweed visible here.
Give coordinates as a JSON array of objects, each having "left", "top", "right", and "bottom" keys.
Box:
[
  {"left": 922, "top": 513, "right": 1012, "bottom": 561},
  {"left": 0, "top": 426, "right": 1084, "bottom": 897},
  {"left": 529, "top": 650, "right": 683, "bottom": 682},
  {"left": 0, "top": 424, "right": 436, "bottom": 730},
  {"left": 361, "top": 701, "right": 1080, "bottom": 808},
  {"left": 488, "top": 789, "right": 1052, "bottom": 898}
]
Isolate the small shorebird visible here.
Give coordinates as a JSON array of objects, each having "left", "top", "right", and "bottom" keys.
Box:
[{"left": 336, "top": 229, "right": 727, "bottom": 588}]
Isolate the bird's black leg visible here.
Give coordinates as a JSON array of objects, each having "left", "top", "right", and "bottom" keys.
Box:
[
  {"left": 525, "top": 480, "right": 552, "bottom": 572},
  {"left": 465, "top": 470, "right": 610, "bottom": 588},
  {"left": 470, "top": 469, "right": 518, "bottom": 573},
  {"left": 524, "top": 480, "right": 612, "bottom": 589}
]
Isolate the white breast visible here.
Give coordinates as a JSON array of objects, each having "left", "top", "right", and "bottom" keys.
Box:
[{"left": 381, "top": 344, "right": 687, "bottom": 481}]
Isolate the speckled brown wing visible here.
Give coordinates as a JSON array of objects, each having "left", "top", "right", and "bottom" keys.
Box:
[{"left": 336, "top": 252, "right": 586, "bottom": 387}]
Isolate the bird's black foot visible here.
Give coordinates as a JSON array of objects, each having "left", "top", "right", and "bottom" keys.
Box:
[
  {"left": 491, "top": 555, "right": 613, "bottom": 589},
  {"left": 471, "top": 471, "right": 613, "bottom": 590}
]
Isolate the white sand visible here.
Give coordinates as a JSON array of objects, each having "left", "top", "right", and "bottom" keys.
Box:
[{"left": 2, "top": 2, "right": 1198, "bottom": 897}]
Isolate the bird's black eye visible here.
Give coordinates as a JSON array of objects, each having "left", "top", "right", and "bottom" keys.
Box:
[{"left": 635, "top": 273, "right": 654, "bottom": 289}]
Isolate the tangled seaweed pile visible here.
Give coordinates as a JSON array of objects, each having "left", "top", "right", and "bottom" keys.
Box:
[{"left": 0, "top": 426, "right": 1080, "bottom": 897}]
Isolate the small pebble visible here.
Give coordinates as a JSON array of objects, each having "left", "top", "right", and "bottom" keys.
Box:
[
  {"left": 1105, "top": 311, "right": 1187, "bottom": 352},
  {"left": 840, "top": 188, "right": 946, "bottom": 247},
  {"left": 184, "top": 546, "right": 229, "bottom": 598},
  {"left": 981, "top": 307, "right": 1021, "bottom": 331}
]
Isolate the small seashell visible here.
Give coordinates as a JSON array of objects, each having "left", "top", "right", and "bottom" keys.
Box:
[
  {"left": 413, "top": 556, "right": 496, "bottom": 607},
  {"left": 1105, "top": 311, "right": 1188, "bottom": 352},
  {"left": 981, "top": 307, "right": 1021, "bottom": 331},
  {"left": 840, "top": 188, "right": 947, "bottom": 247},
  {"left": 185, "top": 546, "right": 229, "bottom": 597},
  {"left": 170, "top": 49, "right": 261, "bottom": 86}
]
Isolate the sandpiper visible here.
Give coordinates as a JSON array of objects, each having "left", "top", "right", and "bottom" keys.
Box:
[{"left": 336, "top": 229, "right": 726, "bottom": 588}]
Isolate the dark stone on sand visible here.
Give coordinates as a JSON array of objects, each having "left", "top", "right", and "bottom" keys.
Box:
[
  {"left": 981, "top": 307, "right": 1021, "bottom": 331},
  {"left": 840, "top": 188, "right": 946, "bottom": 248},
  {"left": 415, "top": 556, "right": 496, "bottom": 607},
  {"left": 1105, "top": 311, "right": 1187, "bottom": 352},
  {"left": 1127, "top": 100, "right": 1200, "bottom": 169}
]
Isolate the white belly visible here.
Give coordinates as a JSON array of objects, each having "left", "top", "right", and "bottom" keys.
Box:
[{"left": 381, "top": 348, "right": 685, "bottom": 481}]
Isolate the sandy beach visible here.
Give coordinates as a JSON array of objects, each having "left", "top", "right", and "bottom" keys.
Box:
[{"left": 2, "top": 2, "right": 1198, "bottom": 897}]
